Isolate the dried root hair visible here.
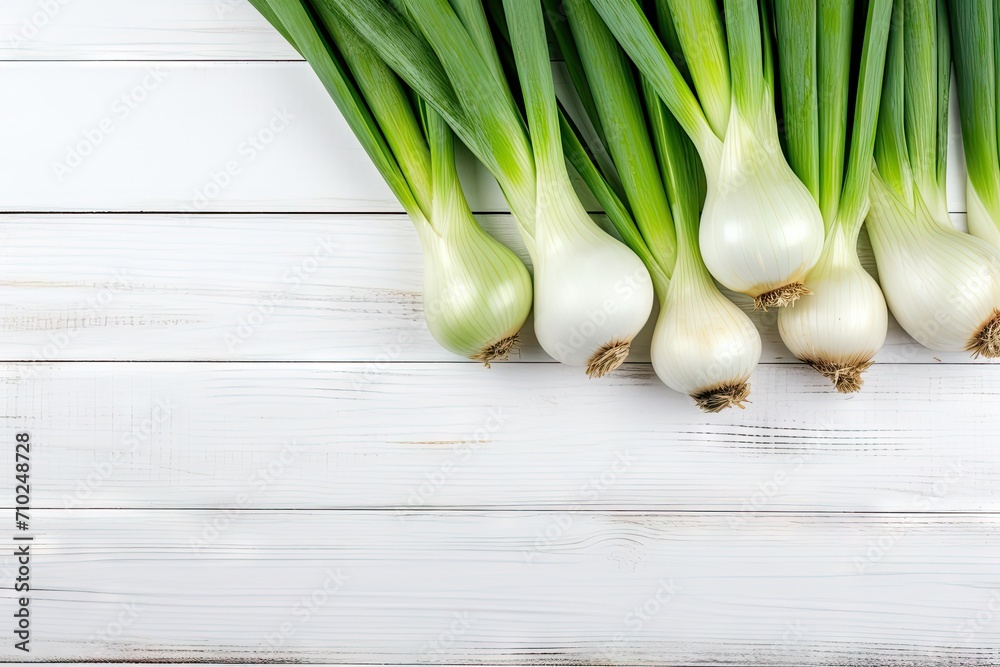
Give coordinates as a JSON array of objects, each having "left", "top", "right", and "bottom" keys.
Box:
[
  {"left": 808, "top": 359, "right": 874, "bottom": 394},
  {"left": 692, "top": 382, "right": 752, "bottom": 413},
  {"left": 967, "top": 309, "right": 1000, "bottom": 359},
  {"left": 753, "top": 283, "right": 811, "bottom": 311},
  {"left": 586, "top": 339, "right": 632, "bottom": 378},
  {"left": 471, "top": 334, "right": 519, "bottom": 368}
]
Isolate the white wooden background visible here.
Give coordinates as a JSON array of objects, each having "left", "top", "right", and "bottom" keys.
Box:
[{"left": 0, "top": 2, "right": 998, "bottom": 665}]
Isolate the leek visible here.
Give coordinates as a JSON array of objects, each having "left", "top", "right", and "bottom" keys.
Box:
[
  {"left": 867, "top": 0, "right": 1000, "bottom": 358},
  {"left": 773, "top": 0, "right": 893, "bottom": 392},
  {"left": 320, "top": 0, "right": 655, "bottom": 377},
  {"left": 250, "top": 0, "right": 532, "bottom": 363},
  {"left": 589, "top": 0, "right": 825, "bottom": 310}
]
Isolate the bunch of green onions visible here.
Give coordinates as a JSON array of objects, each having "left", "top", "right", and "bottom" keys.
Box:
[
  {"left": 866, "top": 0, "right": 1000, "bottom": 359},
  {"left": 327, "top": 0, "right": 657, "bottom": 378},
  {"left": 245, "top": 0, "right": 1000, "bottom": 412},
  {"left": 589, "top": 0, "right": 826, "bottom": 311},
  {"left": 249, "top": 0, "right": 532, "bottom": 364},
  {"left": 547, "top": 0, "right": 762, "bottom": 411}
]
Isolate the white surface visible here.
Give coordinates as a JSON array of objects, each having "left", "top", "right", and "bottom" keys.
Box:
[
  {"left": 0, "top": 2, "right": 996, "bottom": 665},
  {"left": 7, "top": 511, "right": 1000, "bottom": 663},
  {"left": 0, "top": 62, "right": 604, "bottom": 213},
  {"left": 0, "top": 361, "right": 995, "bottom": 512},
  {"left": 0, "top": 0, "right": 298, "bottom": 60}
]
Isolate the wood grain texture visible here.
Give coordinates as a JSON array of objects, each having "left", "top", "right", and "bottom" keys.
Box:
[
  {"left": 1, "top": 511, "right": 999, "bottom": 664},
  {"left": 0, "top": 213, "right": 990, "bottom": 366},
  {"left": 2, "top": 361, "right": 995, "bottom": 511},
  {"left": 0, "top": 0, "right": 298, "bottom": 60},
  {"left": 0, "top": 4, "right": 993, "bottom": 665},
  {"left": 0, "top": 62, "right": 609, "bottom": 213}
]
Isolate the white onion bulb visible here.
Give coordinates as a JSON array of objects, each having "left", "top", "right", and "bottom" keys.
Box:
[
  {"left": 415, "top": 215, "right": 533, "bottom": 365},
  {"left": 778, "top": 225, "right": 888, "bottom": 392},
  {"left": 867, "top": 178, "right": 1000, "bottom": 358},
  {"left": 651, "top": 255, "right": 762, "bottom": 412},
  {"left": 530, "top": 169, "right": 655, "bottom": 376},
  {"left": 699, "top": 89, "right": 825, "bottom": 309}
]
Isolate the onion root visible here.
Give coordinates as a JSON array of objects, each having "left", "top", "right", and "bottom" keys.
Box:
[
  {"left": 692, "top": 382, "right": 751, "bottom": 413},
  {"left": 754, "top": 283, "right": 811, "bottom": 311},
  {"left": 586, "top": 339, "right": 631, "bottom": 378},
  {"left": 471, "top": 334, "right": 519, "bottom": 367},
  {"left": 808, "top": 359, "right": 874, "bottom": 393},
  {"left": 967, "top": 309, "right": 1000, "bottom": 359}
]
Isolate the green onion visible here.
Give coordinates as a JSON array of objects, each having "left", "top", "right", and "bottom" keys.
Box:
[
  {"left": 319, "top": 0, "right": 657, "bottom": 377},
  {"left": 551, "top": 0, "right": 761, "bottom": 411},
  {"left": 250, "top": 0, "right": 532, "bottom": 363},
  {"left": 561, "top": 0, "right": 676, "bottom": 279},
  {"left": 589, "top": 0, "right": 825, "bottom": 309},
  {"left": 866, "top": 0, "right": 1000, "bottom": 358},
  {"left": 950, "top": 0, "right": 1000, "bottom": 251},
  {"left": 773, "top": 0, "right": 893, "bottom": 392}
]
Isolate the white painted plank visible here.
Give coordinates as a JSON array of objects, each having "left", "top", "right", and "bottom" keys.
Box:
[
  {"left": 0, "top": 61, "right": 404, "bottom": 212},
  {"left": 0, "top": 62, "right": 607, "bottom": 213},
  {"left": 0, "top": 213, "right": 987, "bottom": 365},
  {"left": 1, "top": 510, "right": 999, "bottom": 663},
  {"left": 0, "top": 0, "right": 297, "bottom": 60},
  {"left": 2, "top": 361, "right": 996, "bottom": 511},
  {"left": 0, "top": 61, "right": 952, "bottom": 213}
]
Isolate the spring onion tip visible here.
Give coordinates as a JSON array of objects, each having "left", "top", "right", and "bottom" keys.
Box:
[
  {"left": 470, "top": 334, "right": 520, "bottom": 368},
  {"left": 693, "top": 383, "right": 752, "bottom": 413},
  {"left": 808, "top": 360, "right": 874, "bottom": 394},
  {"left": 967, "top": 310, "right": 1000, "bottom": 360},
  {"left": 753, "top": 283, "right": 811, "bottom": 311},
  {"left": 585, "top": 339, "right": 632, "bottom": 378}
]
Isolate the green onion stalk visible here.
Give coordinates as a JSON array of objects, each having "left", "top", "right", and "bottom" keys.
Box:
[
  {"left": 773, "top": 0, "right": 893, "bottom": 392},
  {"left": 867, "top": 0, "right": 1000, "bottom": 358},
  {"left": 320, "top": 0, "right": 656, "bottom": 378},
  {"left": 589, "top": 0, "right": 825, "bottom": 310},
  {"left": 250, "top": 0, "right": 532, "bottom": 364},
  {"left": 951, "top": 0, "right": 1000, "bottom": 253},
  {"left": 551, "top": 0, "right": 761, "bottom": 411}
]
